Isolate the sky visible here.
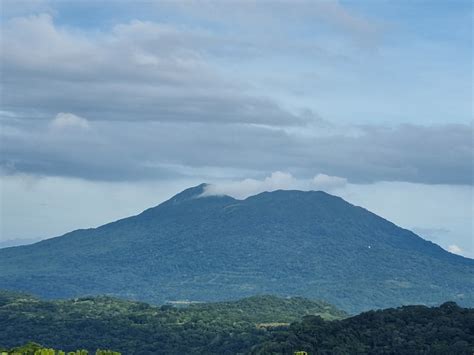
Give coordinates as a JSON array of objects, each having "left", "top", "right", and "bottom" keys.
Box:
[{"left": 0, "top": 0, "right": 472, "bottom": 256}]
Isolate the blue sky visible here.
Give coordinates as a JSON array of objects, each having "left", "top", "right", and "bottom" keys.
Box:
[{"left": 0, "top": 0, "right": 472, "bottom": 256}]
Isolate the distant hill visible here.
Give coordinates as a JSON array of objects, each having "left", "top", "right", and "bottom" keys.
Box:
[
  {"left": 0, "top": 238, "right": 39, "bottom": 249},
  {"left": 252, "top": 301, "right": 474, "bottom": 354},
  {"left": 1, "top": 291, "right": 472, "bottom": 354},
  {"left": 0, "top": 341, "right": 120, "bottom": 355},
  {"left": 0, "top": 290, "right": 344, "bottom": 354},
  {"left": 0, "top": 184, "right": 472, "bottom": 313}
]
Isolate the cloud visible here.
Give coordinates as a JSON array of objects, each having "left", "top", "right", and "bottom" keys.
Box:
[
  {"left": 0, "top": 8, "right": 471, "bottom": 186},
  {"left": 201, "top": 171, "right": 347, "bottom": 199},
  {"left": 313, "top": 173, "right": 348, "bottom": 190},
  {"left": 1, "top": 14, "right": 307, "bottom": 127},
  {"left": 0, "top": 0, "right": 53, "bottom": 18},
  {"left": 1, "top": 115, "right": 472, "bottom": 185},
  {"left": 167, "top": 0, "right": 381, "bottom": 46},
  {"left": 202, "top": 171, "right": 296, "bottom": 199},
  {"left": 447, "top": 244, "right": 464, "bottom": 256},
  {"left": 50, "top": 112, "right": 90, "bottom": 131}
]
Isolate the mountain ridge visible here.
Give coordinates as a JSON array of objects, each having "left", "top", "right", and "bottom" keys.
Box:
[{"left": 0, "top": 184, "right": 472, "bottom": 313}]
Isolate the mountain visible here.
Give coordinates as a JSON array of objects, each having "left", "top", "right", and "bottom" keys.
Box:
[
  {"left": 0, "top": 184, "right": 472, "bottom": 313},
  {"left": 0, "top": 291, "right": 345, "bottom": 354}
]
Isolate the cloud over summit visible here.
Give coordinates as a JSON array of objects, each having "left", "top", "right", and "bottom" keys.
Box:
[{"left": 202, "top": 171, "right": 348, "bottom": 200}]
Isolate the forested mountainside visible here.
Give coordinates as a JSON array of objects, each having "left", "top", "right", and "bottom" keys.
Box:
[
  {"left": 1, "top": 291, "right": 472, "bottom": 355},
  {"left": 0, "top": 184, "right": 472, "bottom": 313}
]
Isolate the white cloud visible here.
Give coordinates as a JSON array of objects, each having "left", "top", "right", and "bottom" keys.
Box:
[
  {"left": 202, "top": 171, "right": 347, "bottom": 199},
  {"left": 313, "top": 173, "right": 347, "bottom": 190},
  {"left": 50, "top": 112, "right": 90, "bottom": 131},
  {"left": 447, "top": 244, "right": 464, "bottom": 256}
]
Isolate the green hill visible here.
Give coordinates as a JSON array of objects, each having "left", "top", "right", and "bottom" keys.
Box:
[
  {"left": 0, "top": 341, "right": 120, "bottom": 355},
  {"left": 0, "top": 184, "right": 472, "bottom": 313},
  {"left": 252, "top": 301, "right": 474, "bottom": 354},
  {"left": 1, "top": 291, "right": 472, "bottom": 354},
  {"left": 0, "top": 291, "right": 344, "bottom": 354}
]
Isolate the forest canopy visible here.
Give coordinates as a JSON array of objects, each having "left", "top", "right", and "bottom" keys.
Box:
[{"left": 1, "top": 291, "right": 472, "bottom": 354}]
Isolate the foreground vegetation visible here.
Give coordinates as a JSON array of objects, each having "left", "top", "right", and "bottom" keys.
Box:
[
  {"left": 0, "top": 291, "right": 343, "bottom": 354},
  {"left": 0, "top": 342, "right": 119, "bottom": 355},
  {"left": 1, "top": 290, "right": 473, "bottom": 354},
  {"left": 252, "top": 301, "right": 474, "bottom": 354}
]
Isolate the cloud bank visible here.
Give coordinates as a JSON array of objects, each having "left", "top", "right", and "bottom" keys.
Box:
[
  {"left": 0, "top": 5, "right": 472, "bottom": 186},
  {"left": 1, "top": 14, "right": 306, "bottom": 127},
  {"left": 2, "top": 116, "right": 471, "bottom": 185}
]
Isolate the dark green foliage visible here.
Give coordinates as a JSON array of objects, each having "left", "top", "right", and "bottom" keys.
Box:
[
  {"left": 253, "top": 301, "right": 474, "bottom": 354},
  {"left": 0, "top": 291, "right": 343, "bottom": 355},
  {"left": 0, "top": 184, "right": 472, "bottom": 313},
  {"left": 0, "top": 342, "right": 119, "bottom": 355},
  {"left": 0, "top": 342, "right": 43, "bottom": 354},
  {"left": 1, "top": 292, "right": 472, "bottom": 354}
]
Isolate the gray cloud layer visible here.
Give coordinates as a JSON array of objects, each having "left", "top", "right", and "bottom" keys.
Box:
[
  {"left": 1, "top": 14, "right": 307, "bottom": 126},
  {"left": 1, "top": 115, "right": 472, "bottom": 185},
  {"left": 1, "top": 10, "right": 472, "bottom": 185}
]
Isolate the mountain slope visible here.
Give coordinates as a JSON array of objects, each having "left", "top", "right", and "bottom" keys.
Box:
[{"left": 0, "top": 184, "right": 472, "bottom": 313}]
